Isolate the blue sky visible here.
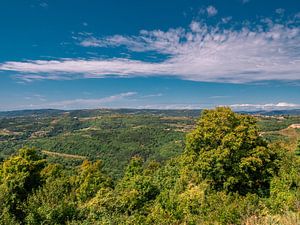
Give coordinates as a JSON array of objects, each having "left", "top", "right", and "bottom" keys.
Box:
[{"left": 0, "top": 0, "right": 300, "bottom": 111}]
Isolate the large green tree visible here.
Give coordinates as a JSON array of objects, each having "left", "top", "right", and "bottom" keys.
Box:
[
  {"left": 185, "top": 107, "right": 280, "bottom": 195},
  {"left": 0, "top": 148, "right": 45, "bottom": 222}
]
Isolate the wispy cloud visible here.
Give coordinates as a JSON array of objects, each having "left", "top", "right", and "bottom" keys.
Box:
[
  {"left": 208, "top": 95, "right": 230, "bottom": 99},
  {"left": 1, "top": 15, "right": 300, "bottom": 83},
  {"left": 241, "top": 0, "right": 250, "bottom": 4},
  {"left": 24, "top": 94, "right": 47, "bottom": 102},
  {"left": 228, "top": 102, "right": 300, "bottom": 111},
  {"left": 221, "top": 17, "right": 232, "bottom": 23},
  {"left": 6, "top": 92, "right": 137, "bottom": 110},
  {"left": 39, "top": 2, "right": 48, "bottom": 8},
  {"left": 140, "top": 93, "right": 163, "bottom": 98},
  {"left": 30, "top": 1, "right": 48, "bottom": 9},
  {"left": 135, "top": 103, "right": 204, "bottom": 110},
  {"left": 206, "top": 6, "right": 218, "bottom": 17},
  {"left": 275, "top": 8, "right": 285, "bottom": 15}
]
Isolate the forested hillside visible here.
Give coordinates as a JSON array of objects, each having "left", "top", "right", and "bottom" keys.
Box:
[
  {"left": 1, "top": 108, "right": 300, "bottom": 178},
  {"left": 0, "top": 107, "right": 300, "bottom": 224},
  {"left": 0, "top": 110, "right": 196, "bottom": 178}
]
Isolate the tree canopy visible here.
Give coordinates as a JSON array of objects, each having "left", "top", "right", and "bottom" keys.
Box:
[
  {"left": 0, "top": 107, "right": 299, "bottom": 224},
  {"left": 185, "top": 107, "right": 280, "bottom": 195}
]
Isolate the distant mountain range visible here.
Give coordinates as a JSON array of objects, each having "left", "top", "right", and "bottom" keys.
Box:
[
  {"left": 0, "top": 108, "right": 300, "bottom": 118},
  {"left": 0, "top": 109, "right": 66, "bottom": 118},
  {"left": 240, "top": 109, "right": 300, "bottom": 116}
]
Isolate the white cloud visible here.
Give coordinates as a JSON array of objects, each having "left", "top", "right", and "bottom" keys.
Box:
[
  {"left": 206, "top": 6, "right": 218, "bottom": 17},
  {"left": 208, "top": 95, "right": 230, "bottom": 99},
  {"left": 9, "top": 92, "right": 137, "bottom": 110},
  {"left": 275, "top": 8, "right": 285, "bottom": 15},
  {"left": 39, "top": 1, "right": 48, "bottom": 8},
  {"left": 241, "top": 0, "right": 250, "bottom": 4},
  {"left": 140, "top": 93, "right": 163, "bottom": 98},
  {"left": 221, "top": 17, "right": 232, "bottom": 23},
  {"left": 24, "top": 94, "right": 47, "bottom": 102},
  {"left": 228, "top": 102, "right": 300, "bottom": 111},
  {"left": 135, "top": 103, "right": 203, "bottom": 110},
  {"left": 1, "top": 17, "right": 300, "bottom": 83}
]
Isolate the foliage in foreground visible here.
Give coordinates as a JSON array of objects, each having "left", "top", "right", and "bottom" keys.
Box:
[{"left": 0, "top": 107, "right": 300, "bottom": 224}]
